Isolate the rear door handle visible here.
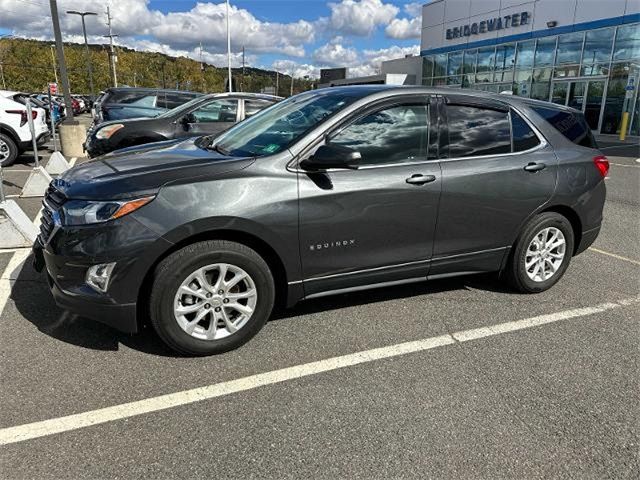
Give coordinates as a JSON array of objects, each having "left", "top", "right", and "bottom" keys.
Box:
[
  {"left": 524, "top": 162, "right": 546, "bottom": 172},
  {"left": 406, "top": 174, "right": 436, "bottom": 185}
]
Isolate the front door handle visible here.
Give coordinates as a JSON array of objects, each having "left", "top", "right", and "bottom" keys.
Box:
[
  {"left": 406, "top": 174, "right": 436, "bottom": 185},
  {"left": 524, "top": 162, "right": 547, "bottom": 172}
]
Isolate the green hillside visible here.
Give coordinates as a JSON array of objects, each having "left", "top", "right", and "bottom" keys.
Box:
[{"left": 0, "top": 38, "right": 313, "bottom": 96}]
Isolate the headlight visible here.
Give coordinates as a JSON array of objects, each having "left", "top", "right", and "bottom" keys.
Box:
[
  {"left": 95, "top": 123, "right": 124, "bottom": 139},
  {"left": 61, "top": 196, "right": 154, "bottom": 226}
]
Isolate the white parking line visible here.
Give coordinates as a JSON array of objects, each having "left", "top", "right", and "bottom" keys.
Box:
[
  {"left": 589, "top": 247, "right": 640, "bottom": 266},
  {"left": 0, "top": 297, "right": 636, "bottom": 446}
]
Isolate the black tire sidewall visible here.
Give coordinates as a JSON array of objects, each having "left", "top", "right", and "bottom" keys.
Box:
[
  {"left": 0, "top": 133, "right": 18, "bottom": 167},
  {"left": 511, "top": 213, "right": 574, "bottom": 293},
  {"left": 151, "top": 242, "right": 274, "bottom": 355}
]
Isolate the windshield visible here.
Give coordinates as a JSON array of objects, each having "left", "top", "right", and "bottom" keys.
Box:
[
  {"left": 213, "top": 90, "right": 358, "bottom": 157},
  {"left": 157, "top": 96, "right": 207, "bottom": 119}
]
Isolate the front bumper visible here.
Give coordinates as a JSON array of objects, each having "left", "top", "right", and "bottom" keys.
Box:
[{"left": 33, "top": 213, "right": 173, "bottom": 334}]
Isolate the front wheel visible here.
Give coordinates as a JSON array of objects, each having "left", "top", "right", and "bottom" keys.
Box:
[
  {"left": 505, "top": 212, "right": 575, "bottom": 293},
  {"left": 149, "top": 240, "right": 275, "bottom": 355}
]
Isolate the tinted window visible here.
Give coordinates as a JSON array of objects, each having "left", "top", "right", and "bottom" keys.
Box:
[
  {"left": 166, "top": 93, "right": 197, "bottom": 109},
  {"left": 532, "top": 106, "right": 597, "bottom": 148},
  {"left": 108, "top": 90, "right": 157, "bottom": 104},
  {"left": 447, "top": 105, "right": 511, "bottom": 157},
  {"left": 511, "top": 110, "right": 540, "bottom": 152},
  {"left": 191, "top": 99, "right": 237, "bottom": 123},
  {"left": 330, "top": 104, "right": 429, "bottom": 166},
  {"left": 244, "top": 99, "right": 273, "bottom": 118}
]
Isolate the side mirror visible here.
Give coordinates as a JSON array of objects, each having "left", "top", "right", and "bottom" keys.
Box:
[
  {"left": 300, "top": 144, "right": 361, "bottom": 171},
  {"left": 181, "top": 113, "right": 196, "bottom": 128}
]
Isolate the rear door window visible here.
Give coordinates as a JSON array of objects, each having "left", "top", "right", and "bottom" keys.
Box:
[
  {"left": 107, "top": 90, "right": 157, "bottom": 105},
  {"left": 511, "top": 110, "right": 541, "bottom": 152},
  {"left": 166, "top": 93, "right": 197, "bottom": 110},
  {"left": 531, "top": 106, "right": 597, "bottom": 148},
  {"left": 244, "top": 99, "right": 274, "bottom": 118},
  {"left": 446, "top": 104, "right": 511, "bottom": 157}
]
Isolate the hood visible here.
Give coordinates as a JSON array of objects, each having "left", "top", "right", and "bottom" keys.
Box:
[{"left": 54, "top": 137, "right": 255, "bottom": 200}]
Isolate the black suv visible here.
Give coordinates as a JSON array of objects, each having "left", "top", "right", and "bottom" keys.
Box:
[
  {"left": 34, "top": 86, "right": 607, "bottom": 355},
  {"left": 85, "top": 93, "right": 281, "bottom": 158}
]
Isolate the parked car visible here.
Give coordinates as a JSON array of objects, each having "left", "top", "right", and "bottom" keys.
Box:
[
  {"left": 93, "top": 87, "right": 202, "bottom": 124},
  {"left": 85, "top": 93, "right": 281, "bottom": 158},
  {"left": 0, "top": 95, "right": 50, "bottom": 166},
  {"left": 33, "top": 86, "right": 607, "bottom": 355}
]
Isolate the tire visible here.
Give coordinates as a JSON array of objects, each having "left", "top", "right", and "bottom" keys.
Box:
[
  {"left": 149, "top": 240, "right": 275, "bottom": 356},
  {"left": 0, "top": 132, "right": 18, "bottom": 167},
  {"left": 505, "top": 212, "right": 574, "bottom": 293}
]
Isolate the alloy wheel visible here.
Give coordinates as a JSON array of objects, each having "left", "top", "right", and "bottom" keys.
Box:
[
  {"left": 173, "top": 263, "right": 258, "bottom": 340},
  {"left": 525, "top": 227, "right": 566, "bottom": 282},
  {"left": 0, "top": 138, "right": 9, "bottom": 162}
]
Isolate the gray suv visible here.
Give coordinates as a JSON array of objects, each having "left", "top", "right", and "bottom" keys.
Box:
[{"left": 33, "top": 86, "right": 607, "bottom": 355}]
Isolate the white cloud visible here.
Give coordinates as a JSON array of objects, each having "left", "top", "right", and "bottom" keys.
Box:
[
  {"left": 385, "top": 2, "right": 422, "bottom": 40},
  {"left": 323, "top": 0, "right": 399, "bottom": 36},
  {"left": 313, "top": 42, "right": 359, "bottom": 66},
  {"left": 271, "top": 59, "right": 319, "bottom": 79}
]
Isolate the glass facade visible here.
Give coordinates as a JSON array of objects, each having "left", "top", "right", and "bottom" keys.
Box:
[{"left": 422, "top": 23, "right": 640, "bottom": 135}]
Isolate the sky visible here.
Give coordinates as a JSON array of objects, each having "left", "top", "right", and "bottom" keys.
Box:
[{"left": 0, "top": 0, "right": 424, "bottom": 78}]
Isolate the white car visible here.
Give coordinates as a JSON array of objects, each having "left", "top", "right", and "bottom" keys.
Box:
[{"left": 0, "top": 94, "right": 50, "bottom": 166}]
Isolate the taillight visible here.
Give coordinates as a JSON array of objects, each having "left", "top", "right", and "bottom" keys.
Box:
[
  {"left": 593, "top": 155, "right": 609, "bottom": 178},
  {"left": 5, "top": 109, "right": 27, "bottom": 126}
]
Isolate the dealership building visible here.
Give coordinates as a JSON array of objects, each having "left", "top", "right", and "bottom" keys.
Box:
[{"left": 420, "top": 0, "right": 640, "bottom": 135}]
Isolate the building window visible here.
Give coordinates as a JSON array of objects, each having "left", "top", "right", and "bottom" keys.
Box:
[
  {"left": 462, "top": 49, "right": 477, "bottom": 75},
  {"left": 531, "top": 68, "right": 552, "bottom": 100},
  {"left": 602, "top": 61, "right": 640, "bottom": 134},
  {"left": 477, "top": 47, "right": 495, "bottom": 72},
  {"left": 434, "top": 54, "right": 447, "bottom": 76},
  {"left": 613, "top": 24, "right": 640, "bottom": 61},
  {"left": 534, "top": 37, "right": 557, "bottom": 67},
  {"left": 515, "top": 40, "right": 535, "bottom": 69},
  {"left": 583, "top": 27, "right": 615, "bottom": 64},
  {"left": 422, "top": 56, "right": 434, "bottom": 79},
  {"left": 556, "top": 32, "right": 584, "bottom": 65},
  {"left": 495, "top": 43, "right": 516, "bottom": 70},
  {"left": 447, "top": 51, "right": 463, "bottom": 76}
]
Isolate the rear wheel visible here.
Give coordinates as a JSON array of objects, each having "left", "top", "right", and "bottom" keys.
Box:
[
  {"left": 0, "top": 133, "right": 18, "bottom": 167},
  {"left": 505, "top": 212, "right": 574, "bottom": 293},
  {"left": 149, "top": 240, "right": 275, "bottom": 355}
]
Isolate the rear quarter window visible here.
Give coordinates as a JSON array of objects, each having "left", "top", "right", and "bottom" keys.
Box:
[
  {"left": 511, "top": 110, "right": 541, "bottom": 152},
  {"left": 531, "top": 106, "right": 597, "bottom": 149}
]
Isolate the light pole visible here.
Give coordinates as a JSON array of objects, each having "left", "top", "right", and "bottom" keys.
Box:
[
  {"left": 226, "top": 0, "right": 232, "bottom": 92},
  {"left": 67, "top": 10, "right": 97, "bottom": 100},
  {"left": 49, "top": 44, "right": 58, "bottom": 84}
]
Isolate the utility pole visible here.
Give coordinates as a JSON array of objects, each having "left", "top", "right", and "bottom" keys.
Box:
[
  {"left": 67, "top": 10, "right": 97, "bottom": 100},
  {"left": 241, "top": 46, "right": 245, "bottom": 92},
  {"left": 49, "top": 0, "right": 74, "bottom": 122},
  {"left": 49, "top": 44, "right": 58, "bottom": 84},
  {"left": 275, "top": 70, "right": 279, "bottom": 96},
  {"left": 104, "top": 6, "right": 118, "bottom": 87},
  {"left": 226, "top": 0, "right": 232, "bottom": 92}
]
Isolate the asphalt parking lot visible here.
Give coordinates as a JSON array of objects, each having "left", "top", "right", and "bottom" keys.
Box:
[{"left": 1, "top": 133, "right": 639, "bottom": 478}]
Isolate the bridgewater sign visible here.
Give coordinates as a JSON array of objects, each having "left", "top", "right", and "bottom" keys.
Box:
[{"left": 446, "top": 12, "right": 531, "bottom": 40}]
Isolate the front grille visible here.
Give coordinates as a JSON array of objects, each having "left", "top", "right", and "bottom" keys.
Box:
[{"left": 39, "top": 184, "right": 66, "bottom": 243}]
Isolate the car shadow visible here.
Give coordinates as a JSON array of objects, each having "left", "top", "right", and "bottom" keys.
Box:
[{"left": 11, "top": 253, "right": 515, "bottom": 357}]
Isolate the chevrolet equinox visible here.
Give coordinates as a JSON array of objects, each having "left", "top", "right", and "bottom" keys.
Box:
[{"left": 33, "top": 86, "right": 607, "bottom": 355}]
